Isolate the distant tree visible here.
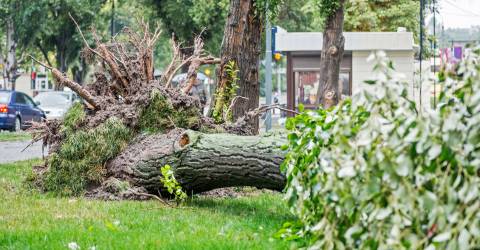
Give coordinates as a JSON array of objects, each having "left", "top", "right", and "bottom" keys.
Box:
[
  {"left": 439, "top": 26, "right": 480, "bottom": 48},
  {"left": 0, "top": 0, "right": 23, "bottom": 90},
  {"left": 274, "top": 0, "right": 324, "bottom": 32},
  {"left": 344, "top": 0, "right": 419, "bottom": 36},
  {"left": 147, "top": 0, "right": 228, "bottom": 61},
  {"left": 16, "top": 0, "right": 104, "bottom": 86},
  {"left": 275, "top": 0, "right": 421, "bottom": 39},
  {"left": 47, "top": 1, "right": 102, "bottom": 75},
  {"left": 315, "top": 0, "right": 346, "bottom": 108}
]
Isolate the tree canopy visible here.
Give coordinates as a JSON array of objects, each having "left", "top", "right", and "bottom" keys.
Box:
[
  {"left": 345, "top": 0, "right": 420, "bottom": 37},
  {"left": 146, "top": 0, "right": 228, "bottom": 56}
]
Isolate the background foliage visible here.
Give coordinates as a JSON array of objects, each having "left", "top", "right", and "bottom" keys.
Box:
[
  {"left": 281, "top": 48, "right": 480, "bottom": 249},
  {"left": 0, "top": 0, "right": 428, "bottom": 85}
]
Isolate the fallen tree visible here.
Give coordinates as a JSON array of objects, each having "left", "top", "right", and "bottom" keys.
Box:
[
  {"left": 93, "top": 129, "right": 285, "bottom": 199},
  {"left": 29, "top": 20, "right": 287, "bottom": 199}
]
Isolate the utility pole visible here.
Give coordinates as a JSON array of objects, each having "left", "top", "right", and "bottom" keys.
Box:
[
  {"left": 265, "top": 6, "right": 273, "bottom": 132},
  {"left": 110, "top": 0, "right": 115, "bottom": 38},
  {"left": 433, "top": 0, "right": 437, "bottom": 107},
  {"left": 419, "top": 0, "right": 424, "bottom": 108}
]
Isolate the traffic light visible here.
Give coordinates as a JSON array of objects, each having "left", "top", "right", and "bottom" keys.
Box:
[
  {"left": 274, "top": 53, "right": 282, "bottom": 61},
  {"left": 204, "top": 68, "right": 211, "bottom": 77}
]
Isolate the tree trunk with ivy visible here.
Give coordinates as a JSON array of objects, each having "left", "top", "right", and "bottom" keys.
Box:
[
  {"left": 316, "top": 0, "right": 345, "bottom": 108},
  {"left": 213, "top": 0, "right": 262, "bottom": 133}
]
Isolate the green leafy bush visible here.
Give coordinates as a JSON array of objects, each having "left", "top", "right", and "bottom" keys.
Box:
[
  {"left": 43, "top": 118, "right": 132, "bottom": 195},
  {"left": 282, "top": 48, "right": 480, "bottom": 249}
]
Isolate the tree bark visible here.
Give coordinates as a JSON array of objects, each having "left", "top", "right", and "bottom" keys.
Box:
[
  {"left": 316, "top": 0, "right": 345, "bottom": 108},
  {"left": 107, "top": 129, "right": 286, "bottom": 194},
  {"left": 50, "top": 68, "right": 99, "bottom": 109},
  {"left": 214, "top": 0, "right": 262, "bottom": 133},
  {"left": 55, "top": 37, "right": 68, "bottom": 91},
  {"left": 72, "top": 59, "right": 88, "bottom": 85},
  {"left": 6, "top": 18, "right": 18, "bottom": 90},
  {"left": 0, "top": 44, "right": 6, "bottom": 90}
]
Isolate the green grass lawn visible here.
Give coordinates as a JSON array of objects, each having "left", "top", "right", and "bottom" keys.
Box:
[
  {"left": 0, "top": 131, "right": 31, "bottom": 142},
  {"left": 0, "top": 160, "right": 296, "bottom": 250}
]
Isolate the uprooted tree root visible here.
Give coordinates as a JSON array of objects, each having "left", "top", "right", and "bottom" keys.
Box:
[{"left": 28, "top": 20, "right": 280, "bottom": 199}]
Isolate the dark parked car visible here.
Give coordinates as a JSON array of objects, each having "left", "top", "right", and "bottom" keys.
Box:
[{"left": 0, "top": 90, "right": 46, "bottom": 131}]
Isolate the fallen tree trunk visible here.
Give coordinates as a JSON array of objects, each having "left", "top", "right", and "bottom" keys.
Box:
[
  {"left": 106, "top": 129, "right": 286, "bottom": 195},
  {"left": 30, "top": 20, "right": 287, "bottom": 200}
]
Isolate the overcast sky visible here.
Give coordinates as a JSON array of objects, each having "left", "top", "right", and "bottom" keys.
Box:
[{"left": 439, "top": 0, "right": 480, "bottom": 28}]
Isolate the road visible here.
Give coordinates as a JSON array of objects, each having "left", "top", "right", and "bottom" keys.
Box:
[{"left": 0, "top": 140, "right": 44, "bottom": 164}]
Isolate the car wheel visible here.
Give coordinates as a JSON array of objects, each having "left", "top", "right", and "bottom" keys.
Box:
[{"left": 13, "top": 117, "right": 21, "bottom": 132}]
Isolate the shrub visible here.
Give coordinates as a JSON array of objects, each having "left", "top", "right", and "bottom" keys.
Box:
[
  {"left": 281, "top": 48, "right": 480, "bottom": 249},
  {"left": 43, "top": 118, "right": 131, "bottom": 195}
]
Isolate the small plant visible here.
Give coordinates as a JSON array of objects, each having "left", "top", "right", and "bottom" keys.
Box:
[
  {"left": 160, "top": 165, "right": 187, "bottom": 203},
  {"left": 212, "top": 60, "right": 239, "bottom": 123}
]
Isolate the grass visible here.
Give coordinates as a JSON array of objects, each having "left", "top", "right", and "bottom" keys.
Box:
[
  {"left": 0, "top": 131, "right": 31, "bottom": 142},
  {"left": 0, "top": 159, "right": 296, "bottom": 250}
]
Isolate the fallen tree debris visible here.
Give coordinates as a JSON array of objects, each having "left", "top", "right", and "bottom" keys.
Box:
[{"left": 29, "top": 20, "right": 287, "bottom": 199}]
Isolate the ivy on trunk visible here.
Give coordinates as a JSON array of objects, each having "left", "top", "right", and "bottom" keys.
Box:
[{"left": 213, "top": 0, "right": 262, "bottom": 133}]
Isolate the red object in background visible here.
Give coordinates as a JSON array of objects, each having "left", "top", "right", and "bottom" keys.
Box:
[
  {"left": 31, "top": 71, "right": 37, "bottom": 80},
  {"left": 299, "top": 72, "right": 318, "bottom": 85},
  {"left": 0, "top": 104, "right": 8, "bottom": 113}
]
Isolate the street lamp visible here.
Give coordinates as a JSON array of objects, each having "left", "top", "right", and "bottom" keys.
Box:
[
  {"left": 265, "top": 2, "right": 272, "bottom": 131},
  {"left": 111, "top": 0, "right": 115, "bottom": 38}
]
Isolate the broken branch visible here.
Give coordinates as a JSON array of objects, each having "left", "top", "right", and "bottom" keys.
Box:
[
  {"left": 30, "top": 55, "right": 100, "bottom": 109},
  {"left": 68, "top": 13, "right": 107, "bottom": 62}
]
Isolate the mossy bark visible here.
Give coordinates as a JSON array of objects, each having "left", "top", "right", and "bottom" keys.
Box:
[
  {"left": 214, "top": 0, "right": 262, "bottom": 133},
  {"left": 107, "top": 129, "right": 286, "bottom": 194}
]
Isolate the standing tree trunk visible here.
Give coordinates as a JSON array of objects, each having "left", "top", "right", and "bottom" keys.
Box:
[
  {"left": 0, "top": 44, "right": 6, "bottom": 90},
  {"left": 316, "top": 0, "right": 345, "bottom": 108},
  {"left": 213, "top": 0, "right": 262, "bottom": 133},
  {"left": 55, "top": 44, "right": 67, "bottom": 91},
  {"left": 6, "top": 18, "right": 18, "bottom": 90},
  {"left": 72, "top": 59, "right": 88, "bottom": 85}
]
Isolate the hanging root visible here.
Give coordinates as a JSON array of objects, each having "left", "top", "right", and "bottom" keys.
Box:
[{"left": 182, "top": 35, "right": 221, "bottom": 94}]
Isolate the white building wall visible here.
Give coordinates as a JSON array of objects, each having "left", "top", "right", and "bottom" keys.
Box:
[
  {"left": 14, "top": 74, "right": 34, "bottom": 97},
  {"left": 352, "top": 51, "right": 421, "bottom": 105},
  {"left": 276, "top": 32, "right": 414, "bottom": 52}
]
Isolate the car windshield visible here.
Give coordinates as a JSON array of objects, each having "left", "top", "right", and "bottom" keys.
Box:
[
  {"left": 34, "top": 93, "right": 70, "bottom": 106},
  {"left": 0, "top": 92, "right": 10, "bottom": 104}
]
